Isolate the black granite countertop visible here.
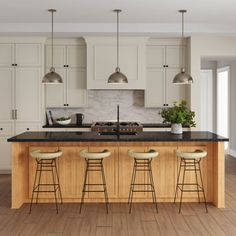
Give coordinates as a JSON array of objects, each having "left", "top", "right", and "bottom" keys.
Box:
[
  {"left": 7, "top": 131, "right": 229, "bottom": 142},
  {"left": 42, "top": 123, "right": 189, "bottom": 128}
]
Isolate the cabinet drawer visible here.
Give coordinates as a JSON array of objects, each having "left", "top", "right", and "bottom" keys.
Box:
[{"left": 0, "top": 124, "right": 14, "bottom": 137}]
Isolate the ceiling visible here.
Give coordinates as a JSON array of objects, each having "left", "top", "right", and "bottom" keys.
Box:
[{"left": 1, "top": 0, "right": 236, "bottom": 36}]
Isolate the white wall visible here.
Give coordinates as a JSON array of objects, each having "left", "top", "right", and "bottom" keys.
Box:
[{"left": 190, "top": 36, "right": 236, "bottom": 129}]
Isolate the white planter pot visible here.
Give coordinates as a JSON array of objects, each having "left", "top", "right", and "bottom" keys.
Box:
[{"left": 171, "top": 123, "right": 183, "bottom": 134}]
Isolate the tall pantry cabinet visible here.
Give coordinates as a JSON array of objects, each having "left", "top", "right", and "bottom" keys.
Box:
[{"left": 0, "top": 39, "right": 44, "bottom": 171}]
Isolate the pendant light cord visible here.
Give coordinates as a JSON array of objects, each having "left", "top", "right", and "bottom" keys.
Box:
[
  {"left": 181, "top": 11, "right": 184, "bottom": 69},
  {"left": 117, "top": 10, "right": 119, "bottom": 69},
  {"left": 51, "top": 10, "right": 54, "bottom": 68}
]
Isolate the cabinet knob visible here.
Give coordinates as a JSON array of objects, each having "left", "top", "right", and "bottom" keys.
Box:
[
  {"left": 67, "top": 65, "right": 69, "bottom": 67},
  {"left": 67, "top": 104, "right": 69, "bottom": 106},
  {"left": 64, "top": 65, "right": 66, "bottom": 67},
  {"left": 0, "top": 128, "right": 3, "bottom": 130},
  {"left": 12, "top": 64, "right": 14, "bottom": 66},
  {"left": 15, "top": 64, "right": 17, "bottom": 66},
  {"left": 26, "top": 128, "right": 30, "bottom": 130}
]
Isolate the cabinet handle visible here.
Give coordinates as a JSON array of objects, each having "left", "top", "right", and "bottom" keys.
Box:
[
  {"left": 15, "top": 109, "right": 17, "bottom": 120},
  {"left": 12, "top": 109, "right": 15, "bottom": 119}
]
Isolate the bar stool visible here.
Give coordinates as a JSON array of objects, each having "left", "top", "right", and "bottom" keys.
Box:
[
  {"left": 79, "top": 149, "right": 111, "bottom": 213},
  {"left": 127, "top": 149, "right": 159, "bottom": 213},
  {"left": 174, "top": 149, "right": 208, "bottom": 213},
  {"left": 29, "top": 149, "right": 63, "bottom": 214}
]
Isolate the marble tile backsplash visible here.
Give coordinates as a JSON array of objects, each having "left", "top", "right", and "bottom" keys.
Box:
[{"left": 48, "top": 90, "right": 162, "bottom": 124}]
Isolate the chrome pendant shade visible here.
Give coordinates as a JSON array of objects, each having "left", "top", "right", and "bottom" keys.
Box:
[
  {"left": 108, "top": 9, "right": 128, "bottom": 84},
  {"left": 42, "top": 9, "right": 63, "bottom": 84},
  {"left": 173, "top": 10, "right": 193, "bottom": 84},
  {"left": 173, "top": 68, "right": 193, "bottom": 84}
]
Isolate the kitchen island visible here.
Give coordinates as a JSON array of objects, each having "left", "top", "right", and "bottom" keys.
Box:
[{"left": 8, "top": 131, "right": 228, "bottom": 209}]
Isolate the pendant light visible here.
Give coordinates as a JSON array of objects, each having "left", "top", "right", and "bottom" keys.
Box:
[
  {"left": 108, "top": 9, "right": 128, "bottom": 84},
  {"left": 42, "top": 9, "right": 63, "bottom": 84},
  {"left": 173, "top": 10, "right": 193, "bottom": 84}
]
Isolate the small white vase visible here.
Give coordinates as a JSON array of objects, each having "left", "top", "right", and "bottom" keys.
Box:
[{"left": 171, "top": 123, "right": 183, "bottom": 134}]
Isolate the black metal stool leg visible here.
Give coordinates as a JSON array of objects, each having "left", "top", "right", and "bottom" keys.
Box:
[
  {"left": 51, "top": 160, "right": 59, "bottom": 214},
  {"left": 29, "top": 160, "right": 40, "bottom": 214},
  {"left": 36, "top": 160, "right": 42, "bottom": 204},
  {"left": 174, "top": 158, "right": 183, "bottom": 204},
  {"left": 128, "top": 161, "right": 136, "bottom": 204},
  {"left": 194, "top": 159, "right": 200, "bottom": 203},
  {"left": 198, "top": 160, "right": 208, "bottom": 213},
  {"left": 80, "top": 159, "right": 89, "bottom": 213},
  {"left": 148, "top": 159, "right": 158, "bottom": 213},
  {"left": 129, "top": 159, "right": 137, "bottom": 213},
  {"left": 54, "top": 159, "right": 63, "bottom": 204},
  {"left": 101, "top": 159, "right": 109, "bottom": 213},
  {"left": 179, "top": 159, "right": 186, "bottom": 213}
]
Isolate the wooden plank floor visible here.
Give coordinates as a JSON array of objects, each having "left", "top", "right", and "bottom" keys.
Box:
[{"left": 1, "top": 155, "right": 236, "bottom": 235}]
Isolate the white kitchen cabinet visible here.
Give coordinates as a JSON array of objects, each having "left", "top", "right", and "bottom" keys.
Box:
[
  {"left": 85, "top": 37, "right": 148, "bottom": 89},
  {"left": 145, "top": 42, "right": 186, "bottom": 108},
  {"left": 0, "top": 41, "right": 43, "bottom": 171},
  {"left": 0, "top": 138, "right": 12, "bottom": 171},
  {"left": 45, "top": 43, "right": 87, "bottom": 107}
]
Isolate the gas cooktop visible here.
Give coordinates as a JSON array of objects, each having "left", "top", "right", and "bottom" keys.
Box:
[{"left": 91, "top": 121, "right": 143, "bottom": 132}]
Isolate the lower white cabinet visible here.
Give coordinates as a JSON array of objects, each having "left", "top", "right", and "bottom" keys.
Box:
[{"left": 0, "top": 137, "right": 12, "bottom": 171}]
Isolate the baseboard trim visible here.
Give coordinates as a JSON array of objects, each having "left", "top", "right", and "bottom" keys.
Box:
[
  {"left": 229, "top": 149, "right": 236, "bottom": 158},
  {"left": 0, "top": 170, "right": 11, "bottom": 174}
]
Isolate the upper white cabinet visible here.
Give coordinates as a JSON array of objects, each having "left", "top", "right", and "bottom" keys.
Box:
[
  {"left": 45, "top": 39, "right": 87, "bottom": 107},
  {"left": 85, "top": 37, "right": 148, "bottom": 89},
  {"left": 145, "top": 39, "right": 186, "bottom": 107}
]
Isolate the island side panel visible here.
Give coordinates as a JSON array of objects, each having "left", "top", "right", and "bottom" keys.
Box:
[
  {"left": 12, "top": 142, "right": 29, "bottom": 208},
  {"left": 213, "top": 141, "right": 225, "bottom": 208}
]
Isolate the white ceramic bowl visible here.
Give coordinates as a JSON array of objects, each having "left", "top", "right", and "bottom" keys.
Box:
[{"left": 56, "top": 118, "right": 71, "bottom": 125}]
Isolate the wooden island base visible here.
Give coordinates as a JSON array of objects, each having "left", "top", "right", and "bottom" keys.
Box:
[{"left": 11, "top": 141, "right": 225, "bottom": 209}]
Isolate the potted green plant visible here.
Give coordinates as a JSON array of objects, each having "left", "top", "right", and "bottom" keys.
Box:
[{"left": 160, "top": 100, "right": 196, "bottom": 134}]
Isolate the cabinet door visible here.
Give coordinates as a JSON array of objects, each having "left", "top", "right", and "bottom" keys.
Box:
[
  {"left": 67, "top": 45, "right": 86, "bottom": 68},
  {"left": 15, "top": 44, "right": 42, "bottom": 67},
  {"left": 146, "top": 45, "right": 165, "bottom": 67},
  {"left": 165, "top": 68, "right": 186, "bottom": 106},
  {"left": 0, "top": 68, "right": 14, "bottom": 121},
  {"left": 165, "top": 45, "right": 183, "bottom": 68},
  {"left": 66, "top": 68, "right": 87, "bottom": 107},
  {"left": 0, "top": 44, "right": 14, "bottom": 67},
  {"left": 118, "top": 146, "right": 148, "bottom": 199},
  {"left": 15, "top": 67, "right": 41, "bottom": 121},
  {"left": 45, "top": 68, "right": 66, "bottom": 107},
  {"left": 88, "top": 146, "right": 118, "bottom": 198},
  {"left": 45, "top": 45, "right": 66, "bottom": 68},
  {"left": 0, "top": 137, "right": 12, "bottom": 170},
  {"left": 145, "top": 68, "right": 165, "bottom": 107}
]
